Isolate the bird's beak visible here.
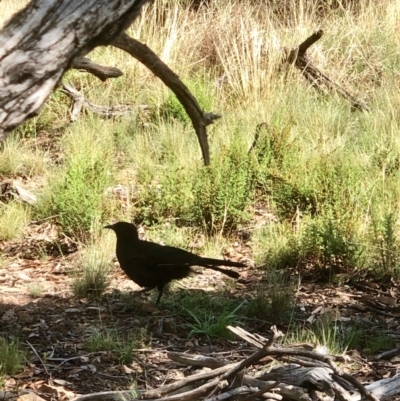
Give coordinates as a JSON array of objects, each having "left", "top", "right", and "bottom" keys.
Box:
[{"left": 103, "top": 224, "right": 113, "bottom": 230}]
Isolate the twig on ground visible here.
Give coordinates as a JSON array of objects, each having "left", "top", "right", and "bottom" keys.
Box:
[
  {"left": 242, "top": 381, "right": 280, "bottom": 401},
  {"left": 61, "top": 82, "right": 147, "bottom": 121},
  {"left": 26, "top": 341, "right": 51, "bottom": 377}
]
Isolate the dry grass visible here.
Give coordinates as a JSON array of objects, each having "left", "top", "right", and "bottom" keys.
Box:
[
  {"left": 0, "top": 136, "right": 48, "bottom": 177},
  {"left": 0, "top": 201, "right": 30, "bottom": 241}
]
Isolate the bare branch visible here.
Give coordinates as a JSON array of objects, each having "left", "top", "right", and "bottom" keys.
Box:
[
  {"left": 112, "top": 32, "right": 217, "bottom": 165},
  {"left": 71, "top": 57, "right": 123, "bottom": 81},
  {"left": 61, "top": 82, "right": 147, "bottom": 121},
  {"left": 283, "top": 31, "right": 368, "bottom": 111}
]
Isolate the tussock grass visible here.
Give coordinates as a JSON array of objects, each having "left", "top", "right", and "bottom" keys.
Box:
[
  {"left": 0, "top": 337, "right": 25, "bottom": 382},
  {"left": 285, "top": 314, "right": 349, "bottom": 356},
  {"left": 0, "top": 135, "right": 48, "bottom": 177},
  {"left": 71, "top": 232, "right": 115, "bottom": 298},
  {"left": 85, "top": 327, "right": 150, "bottom": 364},
  {"left": 0, "top": 201, "right": 30, "bottom": 241}
]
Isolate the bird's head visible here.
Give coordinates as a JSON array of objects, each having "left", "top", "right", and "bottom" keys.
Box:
[{"left": 104, "top": 221, "right": 139, "bottom": 240}]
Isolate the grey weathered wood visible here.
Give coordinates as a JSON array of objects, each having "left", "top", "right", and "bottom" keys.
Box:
[
  {"left": 72, "top": 57, "right": 124, "bottom": 81},
  {"left": 361, "top": 375, "right": 400, "bottom": 401},
  {"left": 167, "top": 351, "right": 228, "bottom": 369},
  {"left": 61, "top": 82, "right": 147, "bottom": 120},
  {"left": 0, "top": 0, "right": 149, "bottom": 139}
]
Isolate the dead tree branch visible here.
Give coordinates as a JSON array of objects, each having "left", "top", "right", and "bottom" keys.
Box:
[
  {"left": 71, "top": 57, "right": 123, "bottom": 81},
  {"left": 61, "top": 82, "right": 148, "bottom": 121},
  {"left": 112, "top": 32, "right": 217, "bottom": 165},
  {"left": 0, "top": 1, "right": 214, "bottom": 165},
  {"left": 283, "top": 30, "right": 368, "bottom": 111}
]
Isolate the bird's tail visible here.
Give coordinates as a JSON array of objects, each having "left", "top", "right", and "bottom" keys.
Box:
[
  {"left": 205, "top": 265, "right": 240, "bottom": 279},
  {"left": 200, "top": 258, "right": 246, "bottom": 268}
]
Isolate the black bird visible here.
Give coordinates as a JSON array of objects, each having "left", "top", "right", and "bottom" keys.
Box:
[{"left": 105, "top": 222, "right": 245, "bottom": 305}]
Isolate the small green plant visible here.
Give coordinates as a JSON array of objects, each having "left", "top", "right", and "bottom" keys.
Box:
[
  {"left": 342, "top": 326, "right": 365, "bottom": 351},
  {"left": 86, "top": 327, "right": 150, "bottom": 364},
  {"left": 363, "top": 332, "right": 395, "bottom": 355},
  {"left": 0, "top": 337, "right": 25, "bottom": 379},
  {"left": 300, "top": 212, "right": 360, "bottom": 277},
  {"left": 191, "top": 141, "right": 255, "bottom": 234},
  {"left": 71, "top": 242, "right": 112, "bottom": 298},
  {"left": 27, "top": 283, "right": 44, "bottom": 298},
  {"left": 45, "top": 161, "right": 109, "bottom": 239},
  {"left": 370, "top": 211, "right": 400, "bottom": 278},
  {"left": 185, "top": 302, "right": 244, "bottom": 339},
  {"left": 133, "top": 168, "right": 194, "bottom": 226},
  {"left": 0, "top": 202, "right": 30, "bottom": 241},
  {"left": 249, "top": 271, "right": 295, "bottom": 324},
  {"left": 286, "top": 314, "right": 352, "bottom": 355}
]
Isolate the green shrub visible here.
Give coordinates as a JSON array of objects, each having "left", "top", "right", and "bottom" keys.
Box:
[
  {"left": 36, "top": 127, "right": 113, "bottom": 239},
  {"left": 301, "top": 214, "right": 359, "bottom": 271},
  {"left": 52, "top": 159, "right": 109, "bottom": 238},
  {"left": 367, "top": 211, "right": 400, "bottom": 278},
  {"left": 191, "top": 141, "right": 255, "bottom": 234},
  {"left": 133, "top": 169, "right": 194, "bottom": 225}
]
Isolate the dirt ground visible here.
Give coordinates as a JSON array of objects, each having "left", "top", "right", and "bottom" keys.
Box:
[{"left": 2, "top": 220, "right": 400, "bottom": 401}]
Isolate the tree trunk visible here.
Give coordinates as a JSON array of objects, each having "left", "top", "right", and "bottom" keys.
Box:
[{"left": 0, "top": 0, "right": 149, "bottom": 140}]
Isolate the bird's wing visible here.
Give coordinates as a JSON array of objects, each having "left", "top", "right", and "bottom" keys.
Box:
[
  {"left": 139, "top": 241, "right": 200, "bottom": 266},
  {"left": 122, "top": 244, "right": 193, "bottom": 285}
]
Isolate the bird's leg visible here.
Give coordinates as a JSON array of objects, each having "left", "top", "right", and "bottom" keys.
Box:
[{"left": 155, "top": 285, "right": 165, "bottom": 306}]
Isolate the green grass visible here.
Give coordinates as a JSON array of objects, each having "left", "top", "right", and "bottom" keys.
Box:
[
  {"left": 2, "top": 1, "right": 400, "bottom": 271},
  {"left": 285, "top": 316, "right": 396, "bottom": 357},
  {"left": 34, "top": 119, "right": 115, "bottom": 240},
  {"left": 0, "top": 135, "right": 47, "bottom": 177},
  {"left": 248, "top": 271, "right": 297, "bottom": 324},
  {"left": 85, "top": 327, "right": 150, "bottom": 364},
  {"left": 285, "top": 315, "right": 354, "bottom": 356},
  {"left": 0, "top": 337, "right": 25, "bottom": 384},
  {"left": 363, "top": 332, "right": 395, "bottom": 355},
  {"left": 184, "top": 301, "right": 244, "bottom": 340}
]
